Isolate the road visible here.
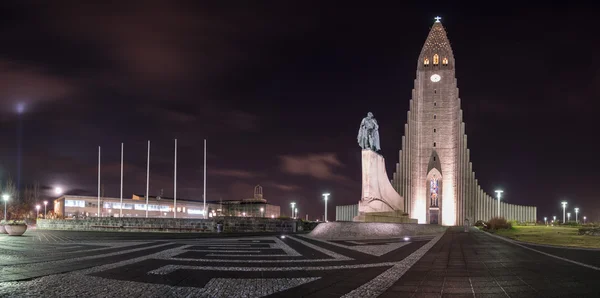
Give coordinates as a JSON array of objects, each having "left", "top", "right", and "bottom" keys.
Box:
[{"left": 0, "top": 227, "right": 598, "bottom": 297}]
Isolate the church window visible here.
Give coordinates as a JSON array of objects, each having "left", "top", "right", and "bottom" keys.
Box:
[
  {"left": 433, "top": 142, "right": 436, "bottom": 147},
  {"left": 434, "top": 101, "right": 437, "bottom": 105},
  {"left": 434, "top": 90, "right": 437, "bottom": 94},
  {"left": 434, "top": 114, "right": 436, "bottom": 119},
  {"left": 433, "top": 54, "right": 439, "bottom": 65},
  {"left": 430, "top": 176, "right": 439, "bottom": 207},
  {"left": 434, "top": 128, "right": 436, "bottom": 133},
  {"left": 442, "top": 57, "right": 448, "bottom": 65},
  {"left": 433, "top": 156, "right": 436, "bottom": 161},
  {"left": 424, "top": 58, "right": 430, "bottom": 66}
]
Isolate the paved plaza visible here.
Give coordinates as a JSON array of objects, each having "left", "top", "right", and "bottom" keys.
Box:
[{"left": 0, "top": 228, "right": 599, "bottom": 297}]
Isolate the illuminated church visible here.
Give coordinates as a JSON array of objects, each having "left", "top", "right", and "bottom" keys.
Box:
[{"left": 389, "top": 18, "right": 537, "bottom": 225}]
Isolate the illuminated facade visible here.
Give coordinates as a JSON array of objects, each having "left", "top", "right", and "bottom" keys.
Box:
[{"left": 390, "top": 19, "right": 537, "bottom": 225}]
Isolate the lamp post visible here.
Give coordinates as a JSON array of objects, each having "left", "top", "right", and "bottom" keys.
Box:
[
  {"left": 322, "top": 193, "right": 330, "bottom": 222},
  {"left": 295, "top": 208, "right": 298, "bottom": 220},
  {"left": 584, "top": 216, "right": 587, "bottom": 224},
  {"left": 567, "top": 212, "right": 571, "bottom": 223},
  {"left": 544, "top": 217, "right": 547, "bottom": 225},
  {"left": 494, "top": 190, "right": 503, "bottom": 218},
  {"left": 36, "top": 205, "right": 41, "bottom": 218},
  {"left": 290, "top": 202, "right": 295, "bottom": 218},
  {"left": 574, "top": 208, "right": 579, "bottom": 223},
  {"left": 561, "top": 201, "right": 567, "bottom": 223},
  {"left": 553, "top": 215, "right": 556, "bottom": 222},
  {"left": 2, "top": 194, "right": 9, "bottom": 220},
  {"left": 43, "top": 201, "right": 48, "bottom": 218}
]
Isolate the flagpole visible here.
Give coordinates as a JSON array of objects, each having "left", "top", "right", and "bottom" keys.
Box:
[
  {"left": 174, "top": 139, "right": 177, "bottom": 219},
  {"left": 203, "top": 139, "right": 206, "bottom": 218},
  {"left": 97, "top": 146, "right": 101, "bottom": 217},
  {"left": 120, "top": 142, "right": 124, "bottom": 218},
  {"left": 145, "top": 140, "right": 150, "bottom": 218}
]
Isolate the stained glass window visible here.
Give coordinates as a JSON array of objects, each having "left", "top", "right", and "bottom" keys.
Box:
[
  {"left": 442, "top": 57, "right": 448, "bottom": 65},
  {"left": 433, "top": 54, "right": 439, "bottom": 65},
  {"left": 424, "top": 58, "right": 430, "bottom": 65},
  {"left": 430, "top": 176, "right": 439, "bottom": 207}
]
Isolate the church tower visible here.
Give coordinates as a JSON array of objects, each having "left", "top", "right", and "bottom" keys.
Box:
[
  {"left": 392, "top": 17, "right": 459, "bottom": 225},
  {"left": 413, "top": 17, "right": 459, "bottom": 225},
  {"left": 388, "top": 17, "right": 538, "bottom": 226}
]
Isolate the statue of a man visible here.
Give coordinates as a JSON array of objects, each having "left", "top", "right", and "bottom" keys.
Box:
[{"left": 357, "top": 112, "right": 381, "bottom": 151}]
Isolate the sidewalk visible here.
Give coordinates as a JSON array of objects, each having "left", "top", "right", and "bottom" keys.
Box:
[{"left": 380, "top": 227, "right": 600, "bottom": 298}]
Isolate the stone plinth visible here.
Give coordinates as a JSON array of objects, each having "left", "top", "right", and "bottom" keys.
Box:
[
  {"left": 353, "top": 211, "right": 417, "bottom": 223},
  {"left": 308, "top": 221, "right": 446, "bottom": 240},
  {"left": 359, "top": 149, "right": 404, "bottom": 213}
]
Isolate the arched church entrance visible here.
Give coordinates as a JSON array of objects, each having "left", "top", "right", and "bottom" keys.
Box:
[{"left": 426, "top": 168, "right": 442, "bottom": 225}]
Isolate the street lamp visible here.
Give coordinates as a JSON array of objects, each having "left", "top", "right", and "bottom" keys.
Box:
[
  {"left": 494, "top": 190, "right": 503, "bottom": 218},
  {"left": 290, "top": 202, "right": 296, "bottom": 219},
  {"left": 295, "top": 208, "right": 298, "bottom": 220},
  {"left": 584, "top": 216, "right": 587, "bottom": 224},
  {"left": 574, "top": 208, "right": 579, "bottom": 223},
  {"left": 36, "top": 205, "right": 41, "bottom": 218},
  {"left": 43, "top": 201, "right": 48, "bottom": 218},
  {"left": 544, "top": 217, "right": 547, "bottom": 225},
  {"left": 561, "top": 201, "right": 567, "bottom": 223},
  {"left": 260, "top": 207, "right": 264, "bottom": 218},
  {"left": 2, "top": 194, "right": 9, "bottom": 220},
  {"left": 553, "top": 215, "right": 556, "bottom": 222},
  {"left": 322, "top": 193, "right": 330, "bottom": 222},
  {"left": 567, "top": 212, "right": 571, "bottom": 223}
]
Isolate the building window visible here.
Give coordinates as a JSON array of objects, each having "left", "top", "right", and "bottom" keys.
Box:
[
  {"left": 434, "top": 128, "right": 436, "bottom": 133},
  {"left": 434, "top": 89, "right": 437, "bottom": 94},
  {"left": 434, "top": 101, "right": 437, "bottom": 106},
  {"left": 430, "top": 175, "right": 439, "bottom": 207},
  {"left": 433, "top": 54, "right": 439, "bottom": 65},
  {"left": 424, "top": 58, "right": 430, "bottom": 66},
  {"left": 442, "top": 57, "right": 448, "bottom": 65},
  {"left": 433, "top": 156, "right": 436, "bottom": 161},
  {"left": 433, "top": 142, "right": 436, "bottom": 147},
  {"left": 434, "top": 114, "right": 436, "bottom": 119}
]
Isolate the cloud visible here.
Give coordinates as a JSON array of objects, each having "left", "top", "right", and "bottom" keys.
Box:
[
  {"left": 227, "top": 110, "right": 259, "bottom": 132},
  {"left": 0, "top": 60, "right": 75, "bottom": 113},
  {"left": 278, "top": 153, "right": 349, "bottom": 182},
  {"left": 210, "top": 169, "right": 257, "bottom": 179},
  {"left": 263, "top": 181, "right": 300, "bottom": 192}
]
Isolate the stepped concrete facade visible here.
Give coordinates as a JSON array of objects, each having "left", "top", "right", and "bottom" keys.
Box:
[
  {"left": 389, "top": 19, "right": 536, "bottom": 225},
  {"left": 339, "top": 19, "right": 537, "bottom": 225}
]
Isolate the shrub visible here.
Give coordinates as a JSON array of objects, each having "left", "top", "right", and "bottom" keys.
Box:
[
  {"left": 487, "top": 217, "right": 511, "bottom": 230},
  {"left": 474, "top": 220, "right": 487, "bottom": 228}
]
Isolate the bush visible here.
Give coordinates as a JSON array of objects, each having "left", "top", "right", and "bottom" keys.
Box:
[
  {"left": 487, "top": 217, "right": 512, "bottom": 230},
  {"left": 474, "top": 220, "right": 487, "bottom": 228}
]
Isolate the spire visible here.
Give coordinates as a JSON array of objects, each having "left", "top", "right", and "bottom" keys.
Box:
[{"left": 418, "top": 17, "right": 454, "bottom": 69}]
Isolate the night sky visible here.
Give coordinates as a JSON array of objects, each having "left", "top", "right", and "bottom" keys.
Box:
[{"left": 0, "top": 3, "right": 598, "bottom": 221}]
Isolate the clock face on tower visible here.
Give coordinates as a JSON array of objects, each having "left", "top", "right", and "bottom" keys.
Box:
[{"left": 430, "top": 74, "right": 441, "bottom": 82}]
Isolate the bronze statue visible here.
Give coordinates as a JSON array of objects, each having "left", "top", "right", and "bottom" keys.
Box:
[{"left": 357, "top": 112, "right": 381, "bottom": 151}]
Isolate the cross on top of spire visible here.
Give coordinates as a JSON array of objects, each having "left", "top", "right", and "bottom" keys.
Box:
[{"left": 434, "top": 16, "right": 442, "bottom": 23}]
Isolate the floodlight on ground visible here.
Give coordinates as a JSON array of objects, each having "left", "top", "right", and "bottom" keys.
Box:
[
  {"left": 403, "top": 237, "right": 410, "bottom": 241},
  {"left": 280, "top": 235, "right": 286, "bottom": 239}
]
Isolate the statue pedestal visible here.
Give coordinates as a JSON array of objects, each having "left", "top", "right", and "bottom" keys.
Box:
[
  {"left": 353, "top": 150, "right": 416, "bottom": 223},
  {"left": 358, "top": 149, "right": 404, "bottom": 213}
]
